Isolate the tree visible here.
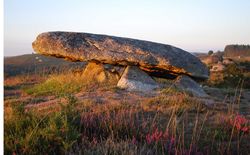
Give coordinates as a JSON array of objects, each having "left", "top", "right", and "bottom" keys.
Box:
[{"left": 208, "top": 50, "right": 213, "bottom": 55}]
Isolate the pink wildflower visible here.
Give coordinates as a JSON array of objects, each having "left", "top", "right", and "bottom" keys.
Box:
[
  {"left": 146, "top": 133, "right": 152, "bottom": 144},
  {"left": 92, "top": 137, "right": 97, "bottom": 145},
  {"left": 152, "top": 128, "right": 163, "bottom": 142},
  {"left": 132, "top": 136, "right": 137, "bottom": 145},
  {"left": 241, "top": 126, "right": 249, "bottom": 133},
  {"left": 163, "top": 129, "right": 169, "bottom": 139},
  {"left": 229, "top": 114, "right": 249, "bottom": 133},
  {"left": 146, "top": 128, "right": 168, "bottom": 144},
  {"left": 170, "top": 136, "right": 175, "bottom": 145}
]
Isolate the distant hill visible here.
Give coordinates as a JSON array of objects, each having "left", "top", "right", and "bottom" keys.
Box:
[
  {"left": 224, "top": 45, "right": 250, "bottom": 57},
  {"left": 4, "top": 54, "right": 86, "bottom": 77},
  {"left": 193, "top": 53, "right": 209, "bottom": 59}
]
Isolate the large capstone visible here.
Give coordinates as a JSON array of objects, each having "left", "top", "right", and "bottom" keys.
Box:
[{"left": 32, "top": 31, "right": 209, "bottom": 80}]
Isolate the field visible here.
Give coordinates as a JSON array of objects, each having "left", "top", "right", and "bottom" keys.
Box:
[{"left": 4, "top": 54, "right": 250, "bottom": 154}]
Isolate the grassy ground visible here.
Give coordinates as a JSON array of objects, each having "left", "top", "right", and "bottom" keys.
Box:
[{"left": 4, "top": 71, "right": 250, "bottom": 154}]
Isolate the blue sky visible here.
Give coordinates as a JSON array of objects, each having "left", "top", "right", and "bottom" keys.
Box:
[{"left": 4, "top": 0, "right": 250, "bottom": 56}]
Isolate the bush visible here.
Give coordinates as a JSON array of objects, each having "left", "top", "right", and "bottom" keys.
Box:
[
  {"left": 208, "top": 50, "right": 214, "bottom": 55},
  {"left": 221, "top": 64, "right": 243, "bottom": 87},
  {"left": 208, "top": 64, "right": 246, "bottom": 88}
]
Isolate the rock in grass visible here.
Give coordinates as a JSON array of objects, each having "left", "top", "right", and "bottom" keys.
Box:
[
  {"left": 175, "top": 75, "right": 208, "bottom": 97},
  {"left": 32, "top": 31, "right": 209, "bottom": 80},
  {"left": 117, "top": 66, "right": 159, "bottom": 91}
]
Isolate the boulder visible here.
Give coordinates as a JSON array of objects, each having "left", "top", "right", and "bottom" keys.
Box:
[
  {"left": 117, "top": 66, "right": 159, "bottom": 91},
  {"left": 224, "top": 45, "right": 250, "bottom": 57},
  {"left": 82, "top": 62, "right": 121, "bottom": 84},
  {"left": 175, "top": 75, "right": 208, "bottom": 97},
  {"left": 32, "top": 31, "right": 209, "bottom": 80}
]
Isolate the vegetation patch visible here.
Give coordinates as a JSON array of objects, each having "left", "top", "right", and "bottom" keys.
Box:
[
  {"left": 4, "top": 91, "right": 250, "bottom": 154},
  {"left": 24, "top": 72, "right": 114, "bottom": 97}
]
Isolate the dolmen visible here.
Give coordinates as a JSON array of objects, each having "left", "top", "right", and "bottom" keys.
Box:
[{"left": 32, "top": 31, "right": 209, "bottom": 97}]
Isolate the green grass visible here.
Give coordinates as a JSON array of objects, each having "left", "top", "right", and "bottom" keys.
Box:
[
  {"left": 24, "top": 72, "right": 113, "bottom": 97},
  {"left": 4, "top": 95, "right": 81, "bottom": 154},
  {"left": 24, "top": 73, "right": 85, "bottom": 96},
  {"left": 24, "top": 71, "right": 117, "bottom": 97}
]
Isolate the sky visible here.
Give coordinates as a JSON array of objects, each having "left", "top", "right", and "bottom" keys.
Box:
[{"left": 4, "top": 0, "right": 250, "bottom": 56}]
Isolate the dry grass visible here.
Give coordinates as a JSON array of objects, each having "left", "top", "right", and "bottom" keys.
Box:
[
  {"left": 4, "top": 71, "right": 250, "bottom": 154},
  {"left": 5, "top": 88, "right": 250, "bottom": 154}
]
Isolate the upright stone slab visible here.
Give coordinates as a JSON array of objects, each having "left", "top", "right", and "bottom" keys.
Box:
[
  {"left": 175, "top": 75, "right": 208, "bottom": 97},
  {"left": 117, "top": 66, "right": 159, "bottom": 91},
  {"left": 82, "top": 62, "right": 120, "bottom": 84}
]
